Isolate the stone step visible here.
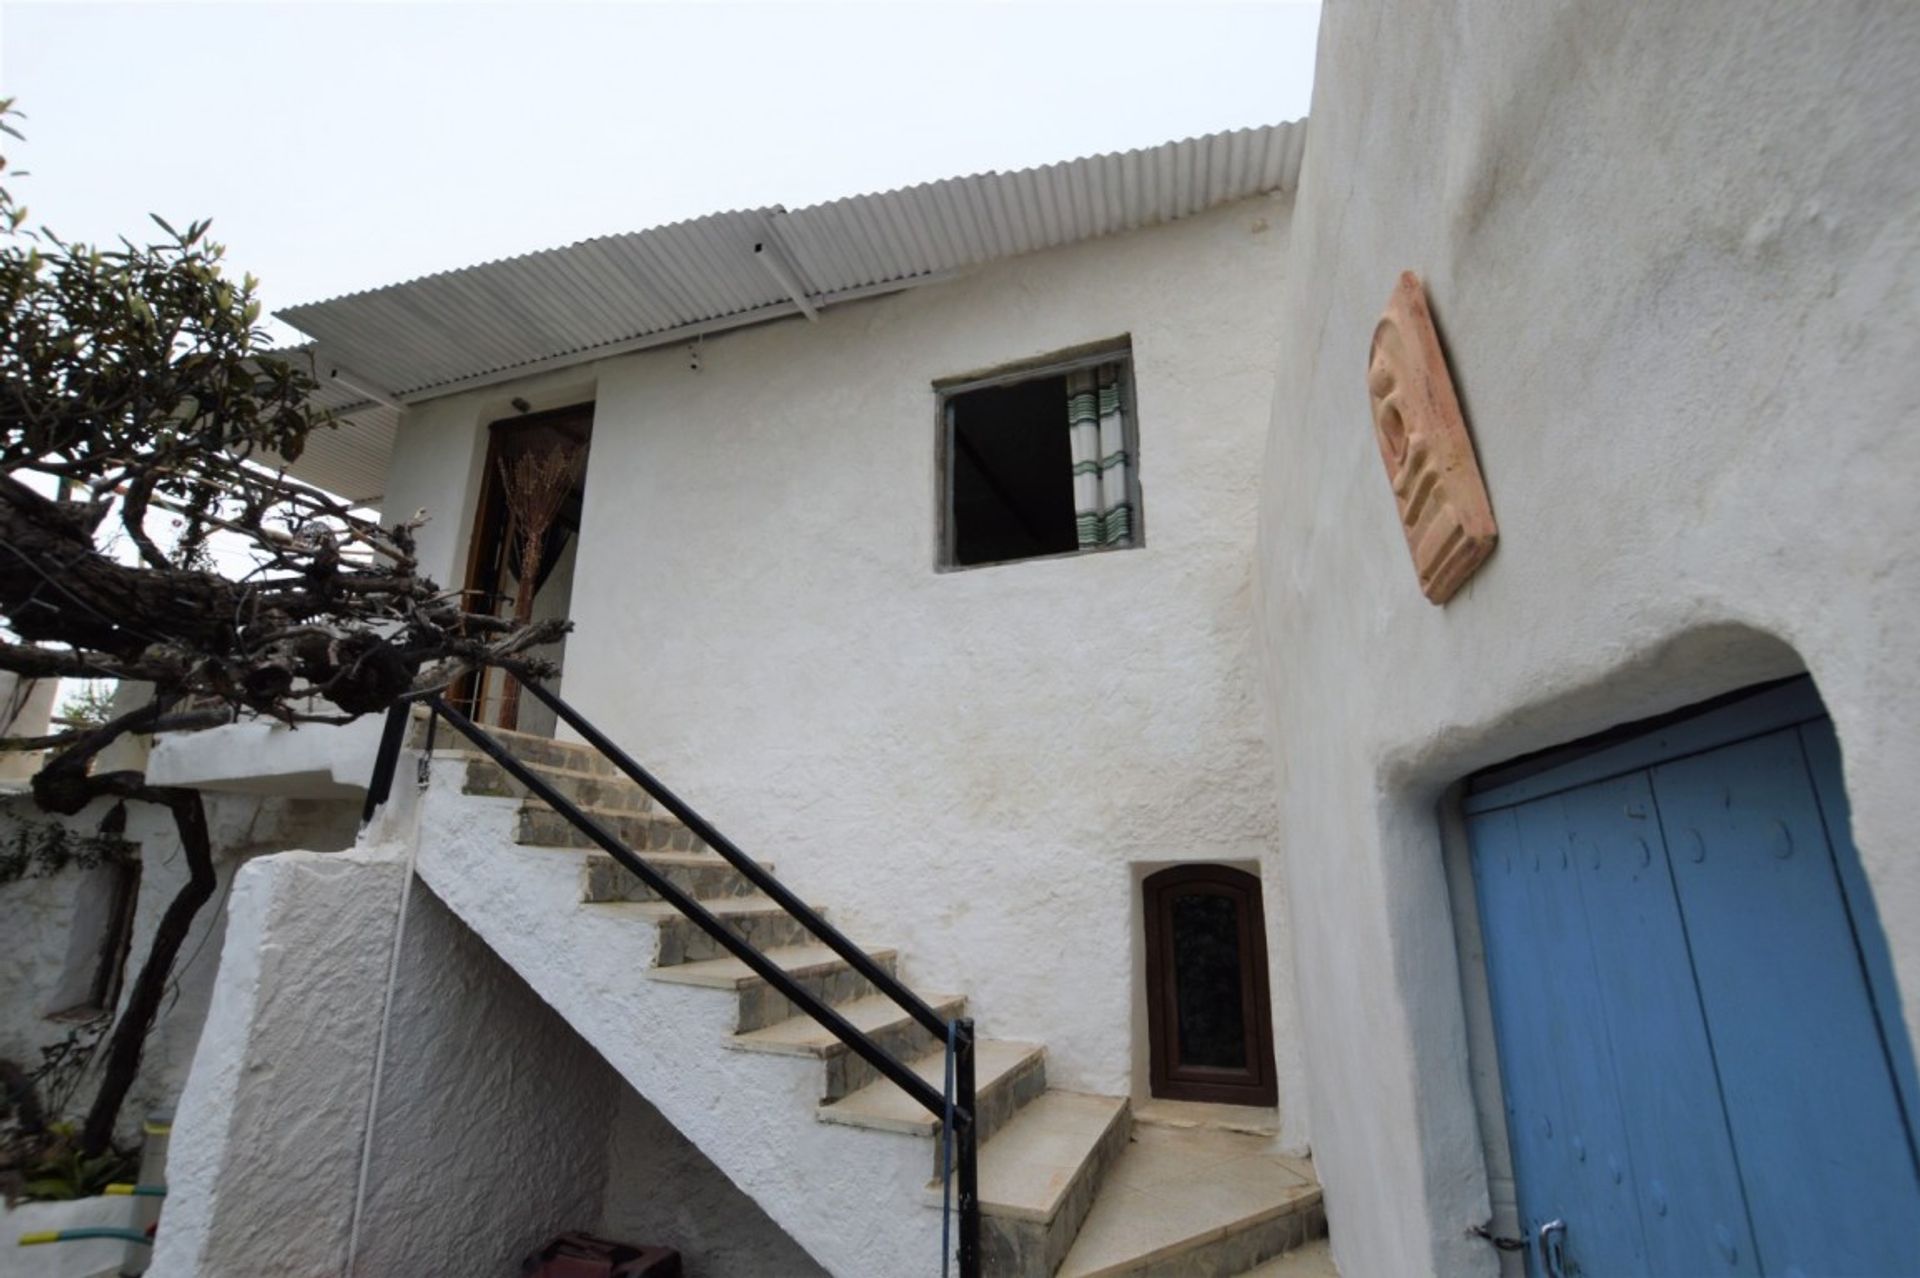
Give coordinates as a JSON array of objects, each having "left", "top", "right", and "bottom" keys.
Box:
[
  {"left": 730, "top": 992, "right": 969, "bottom": 1100},
  {"left": 411, "top": 711, "right": 617, "bottom": 776},
  {"left": 817, "top": 1040, "right": 1049, "bottom": 1177},
  {"left": 1235, "top": 1237, "right": 1337, "bottom": 1277},
  {"left": 460, "top": 755, "right": 654, "bottom": 815},
  {"left": 1055, "top": 1126, "right": 1323, "bottom": 1278},
  {"left": 601, "top": 897, "right": 827, "bottom": 967},
  {"left": 648, "top": 943, "right": 901, "bottom": 1033},
  {"left": 934, "top": 1091, "right": 1132, "bottom": 1278},
  {"left": 581, "top": 851, "right": 767, "bottom": 904},
  {"left": 516, "top": 804, "right": 702, "bottom": 854}
]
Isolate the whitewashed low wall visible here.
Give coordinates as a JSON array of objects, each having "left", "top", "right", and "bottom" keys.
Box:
[
  {"left": 1, "top": 1196, "right": 136, "bottom": 1278},
  {"left": 146, "top": 718, "right": 387, "bottom": 800},
  {"left": 155, "top": 810, "right": 822, "bottom": 1277},
  {"left": 151, "top": 848, "right": 402, "bottom": 1276},
  {"left": 153, "top": 843, "right": 619, "bottom": 1277}
]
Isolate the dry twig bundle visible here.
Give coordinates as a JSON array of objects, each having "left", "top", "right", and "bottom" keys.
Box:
[{"left": 495, "top": 444, "right": 583, "bottom": 726}]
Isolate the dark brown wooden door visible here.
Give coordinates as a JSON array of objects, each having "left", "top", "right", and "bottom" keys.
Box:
[
  {"left": 449, "top": 403, "right": 593, "bottom": 726},
  {"left": 1144, "top": 864, "right": 1279, "bottom": 1106}
]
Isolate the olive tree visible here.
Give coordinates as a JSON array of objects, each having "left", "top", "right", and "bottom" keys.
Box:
[{"left": 0, "top": 105, "right": 562, "bottom": 1156}]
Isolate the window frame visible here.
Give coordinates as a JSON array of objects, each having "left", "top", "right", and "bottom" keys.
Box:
[
  {"left": 1142, "top": 862, "right": 1280, "bottom": 1107},
  {"left": 44, "top": 854, "right": 140, "bottom": 1022},
  {"left": 932, "top": 339, "right": 1143, "bottom": 572}
]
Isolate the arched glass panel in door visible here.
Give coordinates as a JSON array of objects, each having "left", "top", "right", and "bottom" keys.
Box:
[{"left": 1143, "top": 865, "right": 1279, "bottom": 1106}]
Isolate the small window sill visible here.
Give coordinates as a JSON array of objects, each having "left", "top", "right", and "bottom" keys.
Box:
[{"left": 936, "top": 540, "right": 1143, "bottom": 574}]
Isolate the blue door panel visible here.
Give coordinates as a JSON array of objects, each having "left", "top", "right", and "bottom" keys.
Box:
[
  {"left": 1467, "top": 688, "right": 1920, "bottom": 1277},
  {"left": 1468, "top": 806, "right": 1564, "bottom": 1278},
  {"left": 1799, "top": 719, "right": 1920, "bottom": 1161},
  {"left": 1508, "top": 792, "right": 1651, "bottom": 1277},
  {"left": 1652, "top": 729, "right": 1920, "bottom": 1277},
  {"left": 1554, "top": 775, "right": 1757, "bottom": 1276}
]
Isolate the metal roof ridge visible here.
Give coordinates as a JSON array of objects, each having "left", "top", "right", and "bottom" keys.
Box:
[
  {"left": 275, "top": 119, "right": 1304, "bottom": 322},
  {"left": 277, "top": 203, "right": 781, "bottom": 317},
  {"left": 783, "top": 119, "right": 1304, "bottom": 216}
]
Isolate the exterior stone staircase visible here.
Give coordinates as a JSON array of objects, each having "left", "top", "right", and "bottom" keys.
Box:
[{"left": 401, "top": 723, "right": 1324, "bottom": 1276}]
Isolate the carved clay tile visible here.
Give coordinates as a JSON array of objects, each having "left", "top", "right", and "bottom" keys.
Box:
[{"left": 1367, "top": 271, "right": 1497, "bottom": 605}]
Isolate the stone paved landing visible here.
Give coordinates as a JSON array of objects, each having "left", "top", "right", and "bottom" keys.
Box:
[{"left": 1057, "top": 1124, "right": 1322, "bottom": 1278}]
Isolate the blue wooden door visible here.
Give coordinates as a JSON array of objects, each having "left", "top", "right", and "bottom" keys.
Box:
[{"left": 1465, "top": 681, "right": 1920, "bottom": 1277}]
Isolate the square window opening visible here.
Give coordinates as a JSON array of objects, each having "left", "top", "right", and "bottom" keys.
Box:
[
  {"left": 938, "top": 349, "right": 1140, "bottom": 569},
  {"left": 45, "top": 855, "right": 139, "bottom": 1020}
]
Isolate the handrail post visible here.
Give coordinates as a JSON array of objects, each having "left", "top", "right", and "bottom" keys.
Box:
[
  {"left": 360, "top": 700, "right": 411, "bottom": 826},
  {"left": 955, "top": 1017, "right": 980, "bottom": 1278}
]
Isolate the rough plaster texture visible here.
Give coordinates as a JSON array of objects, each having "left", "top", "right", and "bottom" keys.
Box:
[
  {"left": 154, "top": 806, "right": 815, "bottom": 1276},
  {"left": 411, "top": 777, "right": 923, "bottom": 1276},
  {"left": 380, "top": 198, "right": 1310, "bottom": 1144},
  {"left": 351, "top": 868, "right": 615, "bottom": 1276},
  {"left": 150, "top": 848, "right": 402, "bottom": 1277},
  {"left": 0, "top": 791, "right": 356, "bottom": 1145},
  {"left": 1254, "top": 4, "right": 1920, "bottom": 1274},
  {"left": 152, "top": 841, "right": 617, "bottom": 1277},
  {"left": 117, "top": 797, "right": 360, "bottom": 1143}
]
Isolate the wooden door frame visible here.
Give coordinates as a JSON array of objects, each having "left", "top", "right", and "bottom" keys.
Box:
[
  {"left": 1143, "top": 863, "right": 1280, "bottom": 1107},
  {"left": 448, "top": 403, "right": 594, "bottom": 721}
]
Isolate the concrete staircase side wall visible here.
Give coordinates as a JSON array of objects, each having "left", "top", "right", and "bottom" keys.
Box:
[
  {"left": 152, "top": 849, "right": 400, "bottom": 1276},
  {"left": 352, "top": 877, "right": 615, "bottom": 1276},
  {"left": 410, "top": 782, "right": 939, "bottom": 1277},
  {"left": 152, "top": 849, "right": 617, "bottom": 1277}
]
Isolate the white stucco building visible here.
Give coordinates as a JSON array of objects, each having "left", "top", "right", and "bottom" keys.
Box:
[{"left": 7, "top": 4, "right": 1917, "bottom": 1276}]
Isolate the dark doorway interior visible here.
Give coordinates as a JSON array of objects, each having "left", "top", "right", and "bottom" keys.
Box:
[
  {"left": 451, "top": 404, "right": 592, "bottom": 732},
  {"left": 947, "top": 374, "right": 1079, "bottom": 567},
  {"left": 1143, "top": 864, "right": 1280, "bottom": 1107}
]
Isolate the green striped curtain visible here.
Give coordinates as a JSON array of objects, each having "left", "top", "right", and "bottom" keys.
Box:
[{"left": 1066, "top": 363, "right": 1132, "bottom": 548}]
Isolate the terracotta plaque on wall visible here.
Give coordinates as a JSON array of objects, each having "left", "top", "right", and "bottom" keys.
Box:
[{"left": 1367, "top": 272, "right": 1497, "bottom": 604}]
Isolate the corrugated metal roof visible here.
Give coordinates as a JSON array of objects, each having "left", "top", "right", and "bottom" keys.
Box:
[
  {"left": 276, "top": 120, "right": 1305, "bottom": 407},
  {"left": 258, "top": 353, "right": 395, "bottom": 507},
  {"left": 292, "top": 386, "right": 397, "bottom": 508}
]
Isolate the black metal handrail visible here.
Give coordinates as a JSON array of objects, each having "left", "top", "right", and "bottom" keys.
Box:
[{"left": 362, "top": 683, "right": 981, "bottom": 1276}]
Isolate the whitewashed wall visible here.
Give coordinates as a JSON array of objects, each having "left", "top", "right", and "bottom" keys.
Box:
[
  {"left": 157, "top": 833, "right": 823, "bottom": 1276},
  {"left": 154, "top": 849, "right": 614, "bottom": 1276},
  {"left": 0, "top": 799, "right": 99, "bottom": 1079},
  {"left": 383, "top": 196, "right": 1307, "bottom": 1134},
  {"left": 0, "top": 673, "right": 57, "bottom": 782},
  {"left": 0, "top": 1196, "right": 138, "bottom": 1278},
  {"left": 1254, "top": 3, "right": 1920, "bottom": 1274},
  {"left": 0, "top": 791, "right": 355, "bottom": 1147}
]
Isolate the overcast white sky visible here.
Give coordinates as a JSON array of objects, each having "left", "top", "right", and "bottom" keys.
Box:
[{"left": 0, "top": 2, "right": 1319, "bottom": 342}]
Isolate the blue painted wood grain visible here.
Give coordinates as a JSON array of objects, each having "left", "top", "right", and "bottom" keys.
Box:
[
  {"left": 1557, "top": 773, "right": 1757, "bottom": 1276},
  {"left": 1510, "top": 791, "right": 1650, "bottom": 1277},
  {"left": 1468, "top": 806, "right": 1558, "bottom": 1278},
  {"left": 1467, "top": 690, "right": 1920, "bottom": 1276},
  {"left": 1799, "top": 719, "right": 1920, "bottom": 1164},
  {"left": 1654, "top": 728, "right": 1920, "bottom": 1277}
]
